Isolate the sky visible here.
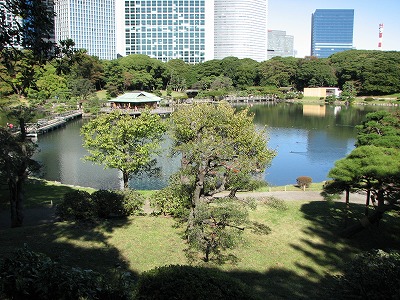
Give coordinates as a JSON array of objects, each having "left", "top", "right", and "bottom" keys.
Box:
[{"left": 268, "top": 0, "right": 400, "bottom": 58}]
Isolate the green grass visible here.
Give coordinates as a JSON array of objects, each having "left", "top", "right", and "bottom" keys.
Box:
[
  {"left": 1, "top": 180, "right": 400, "bottom": 298},
  {"left": 257, "top": 182, "right": 326, "bottom": 192},
  {"left": 1, "top": 184, "right": 400, "bottom": 298}
]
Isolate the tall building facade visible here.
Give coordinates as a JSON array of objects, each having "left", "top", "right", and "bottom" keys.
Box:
[
  {"left": 54, "top": 0, "right": 116, "bottom": 60},
  {"left": 311, "top": 9, "right": 354, "bottom": 58},
  {"left": 267, "top": 30, "right": 294, "bottom": 60},
  {"left": 123, "top": 0, "right": 206, "bottom": 64},
  {"left": 213, "top": 0, "right": 268, "bottom": 62}
]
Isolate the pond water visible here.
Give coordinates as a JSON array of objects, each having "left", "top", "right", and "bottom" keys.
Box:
[{"left": 33, "top": 103, "right": 396, "bottom": 189}]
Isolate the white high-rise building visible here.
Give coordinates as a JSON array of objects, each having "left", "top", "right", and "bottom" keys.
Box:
[
  {"left": 54, "top": 0, "right": 116, "bottom": 60},
  {"left": 267, "top": 30, "right": 294, "bottom": 59},
  {"left": 213, "top": 0, "right": 268, "bottom": 62}
]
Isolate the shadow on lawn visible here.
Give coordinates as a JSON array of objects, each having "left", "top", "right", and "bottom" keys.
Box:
[
  {"left": 229, "top": 200, "right": 400, "bottom": 299},
  {"left": 0, "top": 178, "right": 139, "bottom": 280}
]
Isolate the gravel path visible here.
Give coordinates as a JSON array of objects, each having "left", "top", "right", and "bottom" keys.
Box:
[{"left": 0, "top": 191, "right": 367, "bottom": 229}]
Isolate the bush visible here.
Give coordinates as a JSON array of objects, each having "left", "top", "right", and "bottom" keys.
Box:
[
  {"left": 325, "top": 95, "right": 336, "bottom": 103},
  {"left": 296, "top": 176, "right": 312, "bottom": 190},
  {"left": 91, "top": 189, "right": 124, "bottom": 218},
  {"left": 364, "top": 97, "right": 375, "bottom": 102},
  {"left": 134, "top": 265, "right": 257, "bottom": 300},
  {"left": 117, "top": 189, "right": 145, "bottom": 216},
  {"left": 329, "top": 250, "right": 400, "bottom": 299},
  {"left": 0, "top": 246, "right": 134, "bottom": 299},
  {"left": 56, "top": 190, "right": 94, "bottom": 221}
]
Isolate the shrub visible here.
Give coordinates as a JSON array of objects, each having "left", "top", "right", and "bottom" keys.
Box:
[
  {"left": 364, "top": 97, "right": 375, "bottom": 102},
  {"left": 297, "top": 93, "right": 304, "bottom": 99},
  {"left": 91, "top": 189, "right": 124, "bottom": 218},
  {"left": 325, "top": 95, "right": 336, "bottom": 103},
  {"left": 117, "top": 189, "right": 145, "bottom": 216},
  {"left": 134, "top": 265, "right": 257, "bottom": 300},
  {"left": 0, "top": 246, "right": 134, "bottom": 299},
  {"left": 56, "top": 190, "right": 94, "bottom": 221},
  {"left": 329, "top": 250, "right": 400, "bottom": 299},
  {"left": 296, "top": 176, "right": 312, "bottom": 190}
]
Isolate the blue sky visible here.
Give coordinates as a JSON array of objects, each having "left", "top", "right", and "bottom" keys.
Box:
[{"left": 268, "top": 0, "right": 400, "bottom": 57}]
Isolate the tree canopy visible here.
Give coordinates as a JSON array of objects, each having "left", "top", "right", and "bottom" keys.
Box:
[{"left": 81, "top": 111, "right": 166, "bottom": 189}]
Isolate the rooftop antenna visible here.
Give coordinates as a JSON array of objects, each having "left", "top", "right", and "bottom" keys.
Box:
[{"left": 378, "top": 23, "right": 384, "bottom": 50}]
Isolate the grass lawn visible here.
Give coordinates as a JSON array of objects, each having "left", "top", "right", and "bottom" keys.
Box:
[{"left": 1, "top": 181, "right": 400, "bottom": 299}]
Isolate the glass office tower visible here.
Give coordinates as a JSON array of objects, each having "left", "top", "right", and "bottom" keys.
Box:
[
  {"left": 311, "top": 9, "right": 354, "bottom": 58},
  {"left": 214, "top": 0, "right": 268, "bottom": 62},
  {"left": 124, "top": 0, "right": 206, "bottom": 64},
  {"left": 55, "top": 0, "right": 116, "bottom": 60}
]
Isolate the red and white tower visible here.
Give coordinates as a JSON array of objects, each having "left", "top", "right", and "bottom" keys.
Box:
[{"left": 378, "top": 23, "right": 384, "bottom": 50}]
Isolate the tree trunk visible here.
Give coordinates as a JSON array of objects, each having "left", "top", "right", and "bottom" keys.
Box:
[
  {"left": 122, "top": 171, "right": 129, "bottom": 189},
  {"left": 341, "top": 189, "right": 387, "bottom": 238},
  {"left": 9, "top": 177, "right": 24, "bottom": 227},
  {"left": 187, "top": 164, "right": 206, "bottom": 236},
  {"left": 365, "top": 190, "right": 370, "bottom": 216},
  {"left": 344, "top": 187, "right": 350, "bottom": 227}
]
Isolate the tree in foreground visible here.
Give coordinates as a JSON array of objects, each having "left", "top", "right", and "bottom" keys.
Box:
[
  {"left": 0, "top": 128, "right": 39, "bottom": 227},
  {"left": 167, "top": 102, "right": 275, "bottom": 261},
  {"left": 81, "top": 110, "right": 166, "bottom": 189}
]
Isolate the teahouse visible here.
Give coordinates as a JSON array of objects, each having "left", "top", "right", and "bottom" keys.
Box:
[{"left": 108, "top": 91, "right": 161, "bottom": 110}]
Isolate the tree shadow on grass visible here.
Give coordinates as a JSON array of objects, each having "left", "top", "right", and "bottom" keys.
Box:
[{"left": 219, "top": 200, "right": 400, "bottom": 299}]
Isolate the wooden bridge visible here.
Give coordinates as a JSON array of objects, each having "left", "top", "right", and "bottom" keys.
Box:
[{"left": 26, "top": 110, "right": 82, "bottom": 136}]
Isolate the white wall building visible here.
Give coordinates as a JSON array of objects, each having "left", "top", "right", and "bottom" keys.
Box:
[
  {"left": 267, "top": 30, "right": 294, "bottom": 59},
  {"left": 54, "top": 0, "right": 116, "bottom": 60},
  {"left": 213, "top": 0, "right": 268, "bottom": 62}
]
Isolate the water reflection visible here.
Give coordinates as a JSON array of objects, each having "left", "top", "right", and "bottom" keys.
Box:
[{"left": 34, "top": 103, "right": 396, "bottom": 189}]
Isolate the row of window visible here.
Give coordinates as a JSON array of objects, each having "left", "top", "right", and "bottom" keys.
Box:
[
  {"left": 125, "top": 7, "right": 204, "bottom": 13},
  {"left": 125, "top": 20, "right": 204, "bottom": 26},
  {"left": 125, "top": 1, "right": 205, "bottom": 6},
  {"left": 127, "top": 44, "right": 205, "bottom": 50}
]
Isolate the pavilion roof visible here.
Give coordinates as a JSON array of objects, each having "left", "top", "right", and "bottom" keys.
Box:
[{"left": 109, "top": 91, "right": 161, "bottom": 103}]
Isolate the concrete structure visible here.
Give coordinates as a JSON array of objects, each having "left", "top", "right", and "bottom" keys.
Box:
[
  {"left": 303, "top": 87, "right": 341, "bottom": 98},
  {"left": 123, "top": 0, "right": 207, "bottom": 64},
  {"left": 54, "top": 0, "right": 116, "bottom": 60},
  {"left": 108, "top": 91, "right": 161, "bottom": 109},
  {"left": 214, "top": 0, "right": 268, "bottom": 62},
  {"left": 267, "top": 30, "right": 294, "bottom": 59},
  {"left": 311, "top": 9, "right": 354, "bottom": 58}
]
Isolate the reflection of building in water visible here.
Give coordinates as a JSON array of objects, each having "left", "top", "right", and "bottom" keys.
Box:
[
  {"left": 334, "top": 106, "right": 342, "bottom": 115},
  {"left": 303, "top": 105, "right": 326, "bottom": 117}
]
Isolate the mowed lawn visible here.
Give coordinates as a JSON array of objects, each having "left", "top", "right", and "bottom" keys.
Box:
[{"left": 1, "top": 180, "right": 400, "bottom": 299}]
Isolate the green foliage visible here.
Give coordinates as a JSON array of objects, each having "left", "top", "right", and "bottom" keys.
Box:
[
  {"left": 330, "top": 250, "right": 400, "bottom": 299},
  {"left": 58, "top": 189, "right": 144, "bottom": 220},
  {"left": 134, "top": 264, "right": 256, "bottom": 300},
  {"left": 56, "top": 190, "right": 94, "bottom": 221},
  {"left": 0, "top": 246, "right": 134, "bottom": 300},
  {"left": 355, "top": 111, "right": 400, "bottom": 148},
  {"left": 262, "top": 196, "right": 289, "bottom": 211},
  {"left": 81, "top": 110, "right": 166, "bottom": 188},
  {"left": 364, "top": 97, "right": 374, "bottom": 102},
  {"left": 150, "top": 184, "right": 190, "bottom": 217},
  {"left": 117, "top": 188, "right": 145, "bottom": 216},
  {"left": 325, "top": 95, "right": 336, "bottom": 103},
  {"left": 91, "top": 189, "right": 124, "bottom": 218},
  {"left": 296, "top": 176, "right": 312, "bottom": 189},
  {"left": 187, "top": 197, "right": 250, "bottom": 262}
]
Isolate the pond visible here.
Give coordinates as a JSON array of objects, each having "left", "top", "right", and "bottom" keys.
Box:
[{"left": 33, "top": 103, "right": 396, "bottom": 189}]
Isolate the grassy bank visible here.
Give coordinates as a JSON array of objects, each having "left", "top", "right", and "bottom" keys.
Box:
[{"left": 1, "top": 179, "right": 400, "bottom": 298}]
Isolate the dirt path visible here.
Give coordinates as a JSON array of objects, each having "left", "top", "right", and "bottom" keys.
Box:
[{"left": 0, "top": 191, "right": 367, "bottom": 230}]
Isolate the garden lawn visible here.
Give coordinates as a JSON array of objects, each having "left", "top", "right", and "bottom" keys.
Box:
[{"left": 1, "top": 197, "right": 400, "bottom": 299}]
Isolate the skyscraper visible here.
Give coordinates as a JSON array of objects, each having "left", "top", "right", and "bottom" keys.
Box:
[
  {"left": 267, "top": 30, "right": 294, "bottom": 60},
  {"left": 54, "top": 0, "right": 116, "bottom": 60},
  {"left": 213, "top": 0, "right": 268, "bottom": 62},
  {"left": 311, "top": 9, "right": 354, "bottom": 58},
  {"left": 123, "top": 0, "right": 206, "bottom": 64}
]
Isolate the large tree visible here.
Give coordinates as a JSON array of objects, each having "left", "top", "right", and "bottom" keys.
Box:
[
  {"left": 324, "top": 111, "right": 400, "bottom": 236},
  {"left": 169, "top": 102, "right": 275, "bottom": 260},
  {"left": 81, "top": 111, "right": 166, "bottom": 189}
]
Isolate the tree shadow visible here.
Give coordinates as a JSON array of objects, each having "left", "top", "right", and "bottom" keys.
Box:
[{"left": 0, "top": 179, "right": 139, "bottom": 281}]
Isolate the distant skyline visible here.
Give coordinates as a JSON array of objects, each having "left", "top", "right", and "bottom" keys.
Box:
[{"left": 268, "top": 0, "right": 400, "bottom": 58}]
